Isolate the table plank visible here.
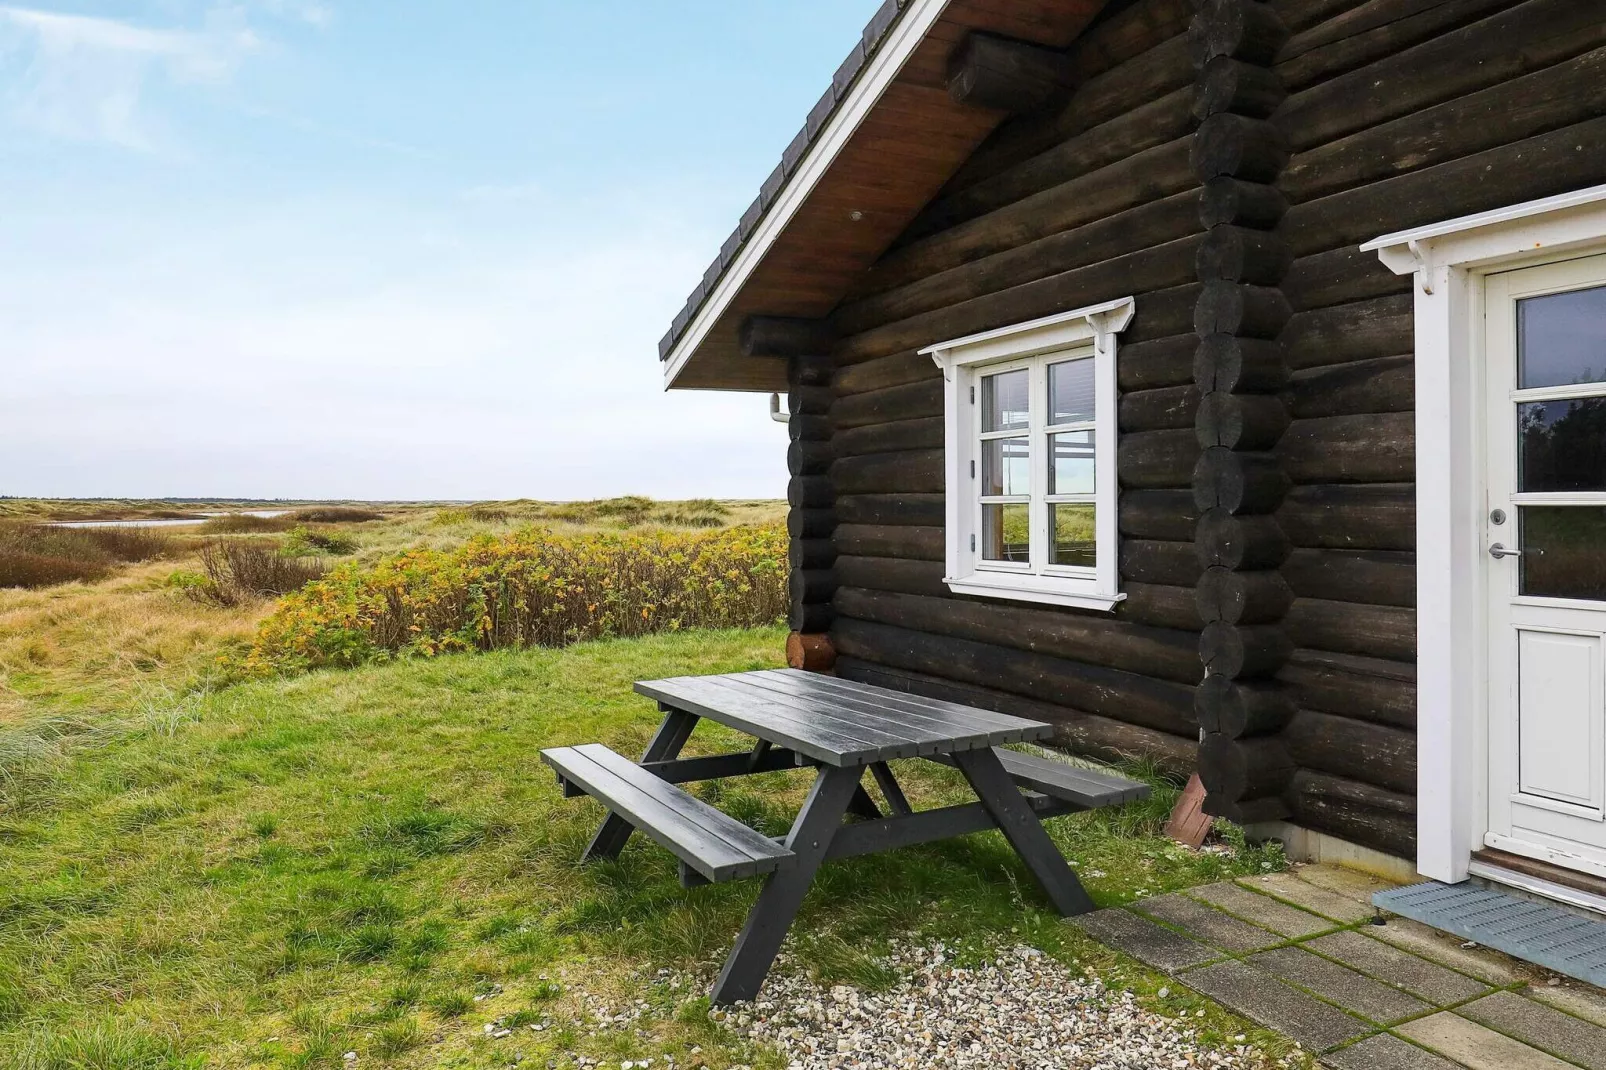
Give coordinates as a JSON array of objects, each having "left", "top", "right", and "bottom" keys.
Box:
[
  {"left": 765, "top": 670, "right": 1055, "bottom": 739},
  {"left": 734, "top": 672, "right": 1000, "bottom": 751}
]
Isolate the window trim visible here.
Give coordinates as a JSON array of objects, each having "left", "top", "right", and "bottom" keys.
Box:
[{"left": 921, "top": 297, "right": 1133, "bottom": 611}]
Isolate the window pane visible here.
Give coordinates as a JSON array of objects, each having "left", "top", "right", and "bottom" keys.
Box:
[
  {"left": 1519, "top": 398, "right": 1606, "bottom": 493},
  {"left": 981, "top": 503, "right": 1030, "bottom": 562},
  {"left": 1519, "top": 285, "right": 1606, "bottom": 389},
  {"left": 1048, "top": 357, "right": 1096, "bottom": 425},
  {"left": 1521, "top": 507, "right": 1606, "bottom": 601},
  {"left": 981, "top": 437, "right": 1030, "bottom": 496},
  {"left": 982, "top": 369, "right": 1029, "bottom": 432},
  {"left": 1049, "top": 431, "right": 1095, "bottom": 495},
  {"left": 1051, "top": 503, "right": 1096, "bottom": 568}
]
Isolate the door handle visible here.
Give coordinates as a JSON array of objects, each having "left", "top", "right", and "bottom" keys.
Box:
[{"left": 1489, "top": 543, "right": 1523, "bottom": 559}]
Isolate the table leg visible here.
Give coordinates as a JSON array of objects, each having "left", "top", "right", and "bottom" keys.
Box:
[
  {"left": 847, "top": 779, "right": 883, "bottom": 820},
  {"left": 869, "top": 761, "right": 912, "bottom": 815},
  {"left": 951, "top": 748, "right": 1094, "bottom": 916},
  {"left": 711, "top": 763, "right": 861, "bottom": 1005},
  {"left": 584, "top": 706, "right": 699, "bottom": 863}
]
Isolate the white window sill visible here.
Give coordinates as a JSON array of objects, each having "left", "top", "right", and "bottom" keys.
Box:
[{"left": 943, "top": 573, "right": 1126, "bottom": 612}]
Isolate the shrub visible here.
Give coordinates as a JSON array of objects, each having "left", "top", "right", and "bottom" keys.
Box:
[
  {"left": 244, "top": 524, "right": 787, "bottom": 673},
  {"left": 199, "top": 542, "right": 328, "bottom": 606},
  {"left": 289, "top": 506, "right": 385, "bottom": 524},
  {"left": 200, "top": 514, "right": 292, "bottom": 535},
  {"left": 0, "top": 550, "right": 109, "bottom": 589},
  {"left": 280, "top": 527, "right": 358, "bottom": 557},
  {"left": 0, "top": 523, "right": 171, "bottom": 589}
]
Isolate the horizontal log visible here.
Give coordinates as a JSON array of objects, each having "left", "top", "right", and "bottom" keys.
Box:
[
  {"left": 1273, "top": 0, "right": 1509, "bottom": 90},
  {"left": 832, "top": 555, "right": 947, "bottom": 599},
  {"left": 1196, "top": 391, "right": 1290, "bottom": 450},
  {"left": 1196, "top": 566, "right": 1293, "bottom": 625},
  {"left": 1289, "top": 768, "right": 1414, "bottom": 817},
  {"left": 1194, "top": 56, "right": 1287, "bottom": 120},
  {"left": 832, "top": 380, "right": 942, "bottom": 429},
  {"left": 832, "top": 656, "right": 1197, "bottom": 776},
  {"left": 1195, "top": 281, "right": 1292, "bottom": 338},
  {"left": 834, "top": 586, "right": 1202, "bottom": 684},
  {"left": 1121, "top": 489, "right": 1202, "bottom": 541},
  {"left": 1194, "top": 335, "right": 1289, "bottom": 393},
  {"left": 1285, "top": 597, "right": 1415, "bottom": 662},
  {"left": 1285, "top": 708, "right": 1415, "bottom": 795},
  {"left": 1280, "top": 647, "right": 1415, "bottom": 730},
  {"left": 1200, "top": 177, "right": 1287, "bottom": 230},
  {"left": 1195, "top": 225, "right": 1292, "bottom": 286},
  {"left": 787, "top": 439, "right": 833, "bottom": 477},
  {"left": 1196, "top": 509, "right": 1290, "bottom": 570},
  {"left": 787, "top": 508, "right": 837, "bottom": 540},
  {"left": 789, "top": 568, "right": 838, "bottom": 605},
  {"left": 1280, "top": 412, "right": 1414, "bottom": 483},
  {"left": 1277, "top": 483, "right": 1414, "bottom": 551},
  {"left": 1200, "top": 732, "right": 1295, "bottom": 803},
  {"left": 787, "top": 413, "right": 833, "bottom": 443},
  {"left": 1121, "top": 582, "right": 1204, "bottom": 631},
  {"left": 788, "top": 537, "right": 837, "bottom": 570},
  {"left": 1121, "top": 384, "right": 1199, "bottom": 432},
  {"left": 1193, "top": 447, "right": 1290, "bottom": 514},
  {"left": 1191, "top": 0, "right": 1291, "bottom": 66},
  {"left": 786, "top": 632, "right": 836, "bottom": 672},
  {"left": 1283, "top": 548, "right": 1413, "bottom": 608},
  {"left": 788, "top": 385, "right": 833, "bottom": 417},
  {"left": 946, "top": 31, "right": 1077, "bottom": 113},
  {"left": 834, "top": 351, "right": 935, "bottom": 397},
  {"left": 1282, "top": 247, "right": 1409, "bottom": 313},
  {"left": 787, "top": 476, "right": 835, "bottom": 511},
  {"left": 1200, "top": 620, "right": 1293, "bottom": 679},
  {"left": 1130, "top": 284, "right": 1206, "bottom": 344},
  {"left": 1273, "top": 0, "right": 1606, "bottom": 150},
  {"left": 833, "top": 417, "right": 944, "bottom": 458},
  {"left": 835, "top": 492, "right": 945, "bottom": 528},
  {"left": 1265, "top": 0, "right": 1356, "bottom": 35},
  {"left": 831, "top": 449, "right": 944, "bottom": 496},
  {"left": 1289, "top": 355, "right": 1412, "bottom": 419},
  {"left": 830, "top": 618, "right": 1198, "bottom": 737},
  {"left": 1283, "top": 44, "right": 1606, "bottom": 205},
  {"left": 1195, "top": 675, "right": 1296, "bottom": 737},
  {"left": 834, "top": 524, "right": 944, "bottom": 562},
  {"left": 1287, "top": 784, "right": 1415, "bottom": 859},
  {"left": 1280, "top": 293, "right": 1413, "bottom": 370},
  {"left": 1119, "top": 429, "right": 1199, "bottom": 489},
  {"left": 788, "top": 602, "right": 834, "bottom": 634},
  {"left": 1123, "top": 539, "right": 1205, "bottom": 587},
  {"left": 1191, "top": 113, "right": 1290, "bottom": 184},
  {"left": 740, "top": 316, "right": 836, "bottom": 359},
  {"left": 1120, "top": 334, "right": 1199, "bottom": 392}
]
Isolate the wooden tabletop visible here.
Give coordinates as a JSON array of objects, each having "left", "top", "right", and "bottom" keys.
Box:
[{"left": 633, "top": 669, "right": 1054, "bottom": 767}]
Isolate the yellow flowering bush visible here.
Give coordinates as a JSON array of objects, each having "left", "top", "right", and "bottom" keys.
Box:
[{"left": 243, "top": 524, "right": 787, "bottom": 673}]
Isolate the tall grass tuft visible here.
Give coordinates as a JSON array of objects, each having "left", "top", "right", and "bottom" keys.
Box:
[
  {"left": 198, "top": 542, "right": 328, "bottom": 606},
  {"left": 199, "top": 514, "right": 292, "bottom": 535},
  {"left": 0, "top": 523, "right": 172, "bottom": 589},
  {"left": 244, "top": 524, "right": 787, "bottom": 672},
  {"left": 289, "top": 506, "right": 385, "bottom": 524}
]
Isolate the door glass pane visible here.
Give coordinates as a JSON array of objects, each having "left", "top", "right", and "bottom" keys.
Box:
[
  {"left": 1519, "top": 284, "right": 1606, "bottom": 389},
  {"left": 982, "top": 369, "right": 1029, "bottom": 432},
  {"left": 1520, "top": 507, "right": 1606, "bottom": 600},
  {"left": 981, "top": 437, "right": 1029, "bottom": 496},
  {"left": 1048, "top": 357, "right": 1095, "bottom": 425},
  {"left": 1050, "top": 503, "right": 1096, "bottom": 567},
  {"left": 981, "top": 503, "right": 1030, "bottom": 562},
  {"left": 1519, "top": 398, "right": 1606, "bottom": 492},
  {"left": 1049, "top": 431, "right": 1095, "bottom": 495}
]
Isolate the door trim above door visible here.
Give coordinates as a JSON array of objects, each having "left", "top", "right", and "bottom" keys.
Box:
[{"left": 1365, "top": 184, "right": 1606, "bottom": 884}]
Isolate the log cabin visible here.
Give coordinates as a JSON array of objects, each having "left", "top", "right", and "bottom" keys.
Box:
[{"left": 657, "top": 0, "right": 1606, "bottom": 923}]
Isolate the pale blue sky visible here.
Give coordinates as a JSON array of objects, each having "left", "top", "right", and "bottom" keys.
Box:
[{"left": 0, "top": 2, "right": 877, "bottom": 500}]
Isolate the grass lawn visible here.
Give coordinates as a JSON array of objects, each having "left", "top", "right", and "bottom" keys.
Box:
[{"left": 0, "top": 625, "right": 1301, "bottom": 1069}]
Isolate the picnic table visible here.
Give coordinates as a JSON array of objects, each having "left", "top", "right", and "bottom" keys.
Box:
[{"left": 541, "top": 669, "right": 1147, "bottom": 1004}]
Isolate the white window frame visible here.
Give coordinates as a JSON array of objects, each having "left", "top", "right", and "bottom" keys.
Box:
[
  {"left": 921, "top": 297, "right": 1133, "bottom": 611},
  {"left": 1363, "top": 183, "right": 1606, "bottom": 884}
]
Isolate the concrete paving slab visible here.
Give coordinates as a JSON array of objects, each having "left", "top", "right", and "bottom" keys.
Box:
[
  {"left": 1305, "top": 929, "right": 1491, "bottom": 1006},
  {"left": 1190, "top": 880, "right": 1337, "bottom": 937},
  {"left": 1249, "top": 946, "right": 1431, "bottom": 1025},
  {"left": 1458, "top": 990, "right": 1606, "bottom": 1070},
  {"left": 1321, "top": 1033, "right": 1465, "bottom": 1070},
  {"left": 1397, "top": 1012, "right": 1575, "bottom": 1070},
  {"left": 1530, "top": 981, "right": 1606, "bottom": 1029},
  {"left": 1367, "top": 916, "right": 1527, "bottom": 985},
  {"left": 1242, "top": 871, "right": 1378, "bottom": 923},
  {"left": 1296, "top": 864, "right": 1402, "bottom": 904},
  {"left": 1136, "top": 893, "right": 1286, "bottom": 953},
  {"left": 1184, "top": 960, "right": 1373, "bottom": 1051},
  {"left": 1068, "top": 908, "right": 1222, "bottom": 974}
]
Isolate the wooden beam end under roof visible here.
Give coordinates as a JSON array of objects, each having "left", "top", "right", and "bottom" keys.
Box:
[
  {"left": 738, "top": 316, "right": 839, "bottom": 359},
  {"left": 945, "top": 31, "right": 1076, "bottom": 115}
]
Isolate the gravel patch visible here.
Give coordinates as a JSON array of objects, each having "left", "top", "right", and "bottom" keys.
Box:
[{"left": 717, "top": 941, "right": 1274, "bottom": 1069}]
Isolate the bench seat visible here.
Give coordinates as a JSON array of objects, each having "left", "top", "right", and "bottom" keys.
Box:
[
  {"left": 928, "top": 747, "right": 1149, "bottom": 809},
  {"left": 541, "top": 743, "right": 795, "bottom": 883}
]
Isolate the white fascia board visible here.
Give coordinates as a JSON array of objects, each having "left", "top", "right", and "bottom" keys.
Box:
[
  {"left": 661, "top": 0, "right": 954, "bottom": 391},
  {"left": 920, "top": 296, "right": 1136, "bottom": 368}
]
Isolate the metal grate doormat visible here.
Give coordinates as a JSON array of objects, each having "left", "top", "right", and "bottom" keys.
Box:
[{"left": 1374, "top": 881, "right": 1606, "bottom": 986}]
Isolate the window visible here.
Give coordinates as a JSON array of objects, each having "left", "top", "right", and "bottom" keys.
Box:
[{"left": 921, "top": 297, "right": 1132, "bottom": 611}]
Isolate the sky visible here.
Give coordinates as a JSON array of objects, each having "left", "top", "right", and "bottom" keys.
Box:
[{"left": 0, "top": 1, "right": 879, "bottom": 501}]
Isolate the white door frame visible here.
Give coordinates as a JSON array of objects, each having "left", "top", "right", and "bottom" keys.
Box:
[{"left": 1365, "top": 184, "right": 1606, "bottom": 883}]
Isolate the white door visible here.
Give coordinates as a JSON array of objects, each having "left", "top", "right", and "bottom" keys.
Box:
[{"left": 1485, "top": 254, "right": 1606, "bottom": 876}]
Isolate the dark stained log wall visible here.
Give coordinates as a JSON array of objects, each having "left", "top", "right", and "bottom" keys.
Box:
[{"left": 827, "top": 0, "right": 1205, "bottom": 768}]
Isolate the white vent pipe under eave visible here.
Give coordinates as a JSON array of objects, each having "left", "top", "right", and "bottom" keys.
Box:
[{"left": 769, "top": 393, "right": 789, "bottom": 424}]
